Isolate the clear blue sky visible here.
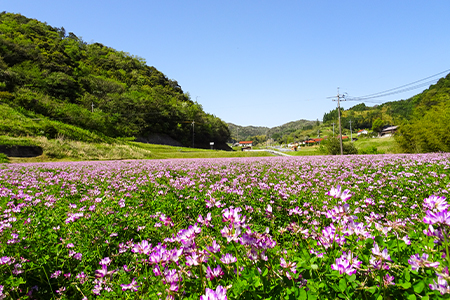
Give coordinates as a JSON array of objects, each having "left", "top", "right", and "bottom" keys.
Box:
[{"left": 3, "top": 1, "right": 450, "bottom": 127}]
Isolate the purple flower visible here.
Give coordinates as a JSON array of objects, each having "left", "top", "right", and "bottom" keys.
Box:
[
  {"left": 372, "top": 243, "right": 392, "bottom": 261},
  {"left": 95, "top": 265, "right": 108, "bottom": 278},
  {"left": 423, "top": 195, "right": 449, "bottom": 212},
  {"left": 207, "top": 240, "right": 221, "bottom": 253},
  {"left": 131, "top": 240, "right": 151, "bottom": 255},
  {"left": 186, "top": 252, "right": 208, "bottom": 266},
  {"left": 383, "top": 273, "right": 395, "bottom": 286},
  {"left": 220, "top": 253, "right": 237, "bottom": 264},
  {"left": 200, "top": 285, "right": 227, "bottom": 300},
  {"left": 408, "top": 253, "right": 440, "bottom": 271},
  {"left": 331, "top": 251, "right": 361, "bottom": 276},
  {"left": 99, "top": 257, "right": 111, "bottom": 266},
  {"left": 423, "top": 210, "right": 450, "bottom": 226},
  {"left": 326, "top": 185, "right": 352, "bottom": 201},
  {"left": 120, "top": 278, "right": 140, "bottom": 292},
  {"left": 430, "top": 269, "right": 450, "bottom": 295},
  {"left": 221, "top": 225, "right": 241, "bottom": 243},
  {"left": 206, "top": 265, "right": 224, "bottom": 280},
  {"left": 50, "top": 270, "right": 62, "bottom": 278},
  {"left": 0, "top": 256, "right": 13, "bottom": 265}
]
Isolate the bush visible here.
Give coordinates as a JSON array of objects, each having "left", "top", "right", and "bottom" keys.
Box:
[
  {"left": 324, "top": 138, "right": 358, "bottom": 155},
  {"left": 0, "top": 153, "right": 9, "bottom": 163}
]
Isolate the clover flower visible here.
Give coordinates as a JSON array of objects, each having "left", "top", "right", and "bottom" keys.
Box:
[
  {"left": 280, "top": 257, "right": 297, "bottom": 279},
  {"left": 220, "top": 253, "right": 237, "bottom": 264},
  {"left": 430, "top": 268, "right": 450, "bottom": 295},
  {"left": 383, "top": 273, "right": 395, "bottom": 286},
  {"left": 121, "top": 278, "right": 140, "bottom": 292},
  {"left": 331, "top": 251, "right": 361, "bottom": 276},
  {"left": 423, "top": 210, "right": 450, "bottom": 226},
  {"left": 207, "top": 240, "right": 221, "bottom": 253},
  {"left": 131, "top": 240, "right": 152, "bottom": 255},
  {"left": 372, "top": 243, "right": 392, "bottom": 261},
  {"left": 200, "top": 285, "right": 227, "bottom": 300},
  {"left": 206, "top": 265, "right": 224, "bottom": 280},
  {"left": 326, "top": 185, "right": 352, "bottom": 201},
  {"left": 423, "top": 195, "right": 449, "bottom": 212},
  {"left": 408, "top": 253, "right": 440, "bottom": 271}
]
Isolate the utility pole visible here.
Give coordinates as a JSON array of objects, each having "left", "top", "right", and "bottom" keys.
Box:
[
  {"left": 349, "top": 120, "right": 353, "bottom": 142},
  {"left": 191, "top": 120, "right": 195, "bottom": 148},
  {"left": 332, "top": 123, "right": 335, "bottom": 137},
  {"left": 91, "top": 102, "right": 94, "bottom": 112},
  {"left": 332, "top": 88, "right": 346, "bottom": 155}
]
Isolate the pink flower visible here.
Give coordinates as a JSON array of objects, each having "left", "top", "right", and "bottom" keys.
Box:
[
  {"left": 220, "top": 253, "right": 237, "bottom": 264},
  {"left": 327, "top": 185, "right": 352, "bottom": 201},
  {"left": 200, "top": 285, "right": 227, "bottom": 300},
  {"left": 120, "top": 278, "right": 140, "bottom": 292}
]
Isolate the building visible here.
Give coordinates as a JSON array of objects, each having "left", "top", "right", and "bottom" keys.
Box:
[
  {"left": 357, "top": 129, "right": 368, "bottom": 136},
  {"left": 238, "top": 141, "right": 253, "bottom": 147},
  {"left": 380, "top": 126, "right": 398, "bottom": 137}
]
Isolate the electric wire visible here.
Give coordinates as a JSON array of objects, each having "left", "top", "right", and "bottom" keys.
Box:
[{"left": 345, "top": 68, "right": 450, "bottom": 101}]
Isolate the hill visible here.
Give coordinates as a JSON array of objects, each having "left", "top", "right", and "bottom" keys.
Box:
[
  {"left": 228, "top": 119, "right": 319, "bottom": 145},
  {"left": 322, "top": 72, "right": 450, "bottom": 152},
  {"left": 0, "top": 12, "right": 230, "bottom": 149}
]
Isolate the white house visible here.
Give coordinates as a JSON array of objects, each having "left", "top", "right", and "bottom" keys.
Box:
[{"left": 357, "top": 129, "right": 368, "bottom": 136}]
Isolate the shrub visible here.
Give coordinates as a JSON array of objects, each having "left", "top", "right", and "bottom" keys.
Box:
[
  {"left": 0, "top": 153, "right": 9, "bottom": 163},
  {"left": 324, "top": 138, "right": 358, "bottom": 155}
]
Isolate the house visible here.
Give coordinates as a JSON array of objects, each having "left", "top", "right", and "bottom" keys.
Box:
[
  {"left": 357, "top": 129, "right": 368, "bottom": 136},
  {"left": 380, "top": 126, "right": 398, "bottom": 137},
  {"left": 238, "top": 141, "right": 253, "bottom": 147},
  {"left": 336, "top": 135, "right": 349, "bottom": 140}
]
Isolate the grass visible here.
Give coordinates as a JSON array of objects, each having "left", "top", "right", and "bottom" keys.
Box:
[
  {"left": 353, "top": 136, "right": 399, "bottom": 153},
  {"left": 5, "top": 137, "right": 274, "bottom": 163}
]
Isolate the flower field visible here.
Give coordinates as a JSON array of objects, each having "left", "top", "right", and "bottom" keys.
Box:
[{"left": 1, "top": 154, "right": 450, "bottom": 299}]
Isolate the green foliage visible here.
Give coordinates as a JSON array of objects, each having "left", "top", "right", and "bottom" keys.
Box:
[
  {"left": 0, "top": 12, "right": 229, "bottom": 147},
  {"left": 396, "top": 101, "right": 450, "bottom": 153},
  {"left": 0, "top": 152, "right": 8, "bottom": 163},
  {"left": 324, "top": 138, "right": 358, "bottom": 155},
  {"left": 371, "top": 118, "right": 385, "bottom": 133},
  {"left": 394, "top": 73, "right": 450, "bottom": 153},
  {"left": 323, "top": 108, "right": 340, "bottom": 123}
]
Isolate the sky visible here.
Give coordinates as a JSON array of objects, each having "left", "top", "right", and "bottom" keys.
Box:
[{"left": 2, "top": 0, "right": 450, "bottom": 127}]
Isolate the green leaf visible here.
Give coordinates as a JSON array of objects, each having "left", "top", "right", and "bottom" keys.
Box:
[
  {"left": 404, "top": 269, "right": 411, "bottom": 281},
  {"left": 311, "top": 264, "right": 318, "bottom": 270},
  {"left": 339, "top": 278, "right": 347, "bottom": 292},
  {"left": 401, "top": 282, "right": 412, "bottom": 289},
  {"left": 413, "top": 280, "right": 425, "bottom": 293},
  {"left": 407, "top": 294, "right": 417, "bottom": 300},
  {"left": 348, "top": 274, "right": 356, "bottom": 282},
  {"left": 299, "top": 289, "right": 307, "bottom": 300},
  {"left": 307, "top": 293, "right": 318, "bottom": 300}
]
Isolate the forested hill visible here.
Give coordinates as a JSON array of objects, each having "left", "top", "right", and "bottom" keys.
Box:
[
  {"left": 0, "top": 12, "right": 230, "bottom": 148},
  {"left": 228, "top": 119, "right": 318, "bottom": 143},
  {"left": 322, "top": 72, "right": 450, "bottom": 152}
]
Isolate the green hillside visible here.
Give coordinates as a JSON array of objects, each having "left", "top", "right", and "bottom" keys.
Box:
[
  {"left": 0, "top": 12, "right": 230, "bottom": 149},
  {"left": 321, "top": 73, "right": 450, "bottom": 153},
  {"left": 228, "top": 119, "right": 318, "bottom": 145}
]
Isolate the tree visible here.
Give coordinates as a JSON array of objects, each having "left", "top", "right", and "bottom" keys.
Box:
[
  {"left": 324, "top": 138, "right": 358, "bottom": 155},
  {"left": 371, "top": 118, "right": 384, "bottom": 134}
]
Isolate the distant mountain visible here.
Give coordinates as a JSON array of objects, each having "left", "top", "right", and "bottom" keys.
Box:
[{"left": 228, "top": 119, "right": 318, "bottom": 142}]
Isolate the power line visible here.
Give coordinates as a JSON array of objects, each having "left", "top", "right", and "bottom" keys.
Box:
[{"left": 346, "top": 68, "right": 450, "bottom": 102}]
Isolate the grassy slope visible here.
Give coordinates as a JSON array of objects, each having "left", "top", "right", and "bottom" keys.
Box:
[{"left": 0, "top": 103, "right": 274, "bottom": 163}]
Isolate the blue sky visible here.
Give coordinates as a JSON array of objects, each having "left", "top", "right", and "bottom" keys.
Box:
[{"left": 2, "top": 1, "right": 450, "bottom": 127}]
